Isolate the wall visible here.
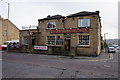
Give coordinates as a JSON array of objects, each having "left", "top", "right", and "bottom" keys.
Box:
[
  {"left": 0, "top": 18, "right": 2, "bottom": 45},
  {"left": 0, "top": 18, "right": 19, "bottom": 45},
  {"left": 38, "top": 14, "right": 101, "bottom": 56}
]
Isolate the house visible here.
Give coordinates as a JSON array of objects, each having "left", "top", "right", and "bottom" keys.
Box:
[{"left": 0, "top": 16, "right": 19, "bottom": 45}]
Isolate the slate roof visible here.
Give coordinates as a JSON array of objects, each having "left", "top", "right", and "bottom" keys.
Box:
[
  {"left": 38, "top": 11, "right": 100, "bottom": 21},
  {"left": 38, "top": 15, "right": 66, "bottom": 21},
  {"left": 67, "top": 11, "right": 99, "bottom": 18}
]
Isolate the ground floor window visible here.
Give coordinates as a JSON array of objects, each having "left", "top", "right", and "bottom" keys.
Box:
[
  {"left": 46, "top": 36, "right": 55, "bottom": 45},
  {"left": 22, "top": 37, "right": 29, "bottom": 45},
  {"left": 56, "top": 36, "right": 63, "bottom": 45},
  {"left": 79, "top": 35, "right": 90, "bottom": 46}
]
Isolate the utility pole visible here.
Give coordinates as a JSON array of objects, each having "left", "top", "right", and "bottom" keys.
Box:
[{"left": 6, "top": 2, "right": 10, "bottom": 41}]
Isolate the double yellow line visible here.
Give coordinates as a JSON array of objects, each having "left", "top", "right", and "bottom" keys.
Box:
[{"left": 79, "top": 53, "right": 113, "bottom": 62}]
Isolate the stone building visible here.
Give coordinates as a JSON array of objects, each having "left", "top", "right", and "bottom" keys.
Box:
[
  {"left": 37, "top": 11, "right": 102, "bottom": 56},
  {"left": 0, "top": 17, "right": 19, "bottom": 45},
  {"left": 19, "top": 26, "right": 40, "bottom": 52},
  {"left": 20, "top": 11, "right": 102, "bottom": 56}
]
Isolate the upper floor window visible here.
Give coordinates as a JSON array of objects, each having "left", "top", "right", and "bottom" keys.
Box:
[
  {"left": 78, "top": 19, "right": 90, "bottom": 27},
  {"left": 47, "top": 22, "right": 56, "bottom": 29}
]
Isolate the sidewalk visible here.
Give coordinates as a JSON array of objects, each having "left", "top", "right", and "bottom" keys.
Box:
[
  {"left": 56, "top": 52, "right": 110, "bottom": 60},
  {"left": 3, "top": 51, "right": 111, "bottom": 61}
]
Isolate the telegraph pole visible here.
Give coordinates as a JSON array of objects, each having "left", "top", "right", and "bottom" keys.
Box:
[{"left": 6, "top": 2, "right": 10, "bottom": 41}]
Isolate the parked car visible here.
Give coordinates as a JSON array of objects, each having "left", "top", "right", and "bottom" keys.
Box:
[
  {"left": 116, "top": 46, "right": 120, "bottom": 50},
  {"left": 1, "top": 41, "right": 12, "bottom": 50},
  {"left": 1, "top": 40, "right": 19, "bottom": 50},
  {"left": 108, "top": 47, "right": 116, "bottom": 53}
]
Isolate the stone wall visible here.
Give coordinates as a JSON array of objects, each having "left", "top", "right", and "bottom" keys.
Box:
[{"left": 0, "top": 18, "right": 19, "bottom": 45}]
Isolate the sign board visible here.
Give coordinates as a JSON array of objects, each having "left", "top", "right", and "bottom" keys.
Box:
[
  {"left": 34, "top": 46, "right": 48, "bottom": 50},
  {"left": 50, "top": 28, "right": 89, "bottom": 34},
  {"left": 22, "top": 26, "right": 37, "bottom": 30}
]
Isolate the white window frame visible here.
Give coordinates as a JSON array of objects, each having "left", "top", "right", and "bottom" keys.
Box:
[
  {"left": 46, "top": 36, "right": 56, "bottom": 46},
  {"left": 78, "top": 18, "right": 90, "bottom": 27},
  {"left": 78, "top": 35, "right": 90, "bottom": 46},
  {"left": 46, "top": 22, "right": 56, "bottom": 29}
]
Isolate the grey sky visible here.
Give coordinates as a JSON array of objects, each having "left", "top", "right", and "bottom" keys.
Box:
[{"left": 0, "top": 0, "right": 119, "bottom": 39}]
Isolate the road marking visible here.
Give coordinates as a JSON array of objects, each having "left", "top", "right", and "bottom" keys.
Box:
[
  {"left": 79, "top": 53, "right": 114, "bottom": 62},
  {"left": 79, "top": 60, "right": 99, "bottom": 61},
  {"left": 79, "top": 59, "right": 107, "bottom": 62}
]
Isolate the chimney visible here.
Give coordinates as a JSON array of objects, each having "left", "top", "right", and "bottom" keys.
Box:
[
  {"left": 96, "top": 11, "right": 100, "bottom": 14},
  {"left": 47, "top": 15, "right": 50, "bottom": 18}
]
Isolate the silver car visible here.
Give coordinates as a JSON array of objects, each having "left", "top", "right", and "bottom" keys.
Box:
[{"left": 108, "top": 47, "right": 116, "bottom": 53}]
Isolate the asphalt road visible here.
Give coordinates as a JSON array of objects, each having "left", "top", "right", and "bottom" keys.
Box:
[{"left": 2, "top": 51, "right": 119, "bottom": 78}]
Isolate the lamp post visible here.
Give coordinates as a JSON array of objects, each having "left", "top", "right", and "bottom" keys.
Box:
[
  {"left": 104, "top": 33, "right": 108, "bottom": 52},
  {"left": 6, "top": 2, "right": 10, "bottom": 41}
]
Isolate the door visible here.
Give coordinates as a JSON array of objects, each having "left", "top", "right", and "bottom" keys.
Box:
[{"left": 65, "top": 39, "right": 71, "bottom": 51}]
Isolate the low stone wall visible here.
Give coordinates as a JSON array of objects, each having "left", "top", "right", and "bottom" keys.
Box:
[{"left": 7, "top": 46, "right": 22, "bottom": 53}]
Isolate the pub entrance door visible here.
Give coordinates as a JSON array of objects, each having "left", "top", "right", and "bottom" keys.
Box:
[
  {"left": 64, "top": 34, "right": 71, "bottom": 51},
  {"left": 65, "top": 39, "right": 71, "bottom": 51}
]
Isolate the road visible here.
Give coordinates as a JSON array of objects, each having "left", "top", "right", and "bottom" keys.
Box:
[{"left": 2, "top": 51, "right": 118, "bottom": 78}]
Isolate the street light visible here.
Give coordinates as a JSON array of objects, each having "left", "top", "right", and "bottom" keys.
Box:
[
  {"left": 6, "top": 2, "right": 10, "bottom": 41},
  {"left": 6, "top": 2, "right": 10, "bottom": 19},
  {"left": 104, "top": 33, "right": 108, "bottom": 52},
  {"left": 104, "top": 33, "right": 108, "bottom": 44}
]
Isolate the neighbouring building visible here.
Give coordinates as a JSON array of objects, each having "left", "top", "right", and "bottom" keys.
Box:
[
  {"left": 0, "top": 16, "right": 20, "bottom": 45},
  {"left": 19, "top": 28, "right": 39, "bottom": 52},
  {"left": 20, "top": 11, "right": 102, "bottom": 56}
]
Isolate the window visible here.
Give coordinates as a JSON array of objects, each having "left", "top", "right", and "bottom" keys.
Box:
[
  {"left": 56, "top": 36, "right": 63, "bottom": 45},
  {"left": 47, "top": 22, "right": 56, "bottom": 29},
  {"left": 4, "top": 31, "right": 7, "bottom": 36},
  {"left": 78, "top": 19, "right": 90, "bottom": 27},
  {"left": 22, "top": 37, "right": 29, "bottom": 45},
  {"left": 46, "top": 36, "right": 55, "bottom": 45},
  {"left": 79, "top": 35, "right": 90, "bottom": 46}
]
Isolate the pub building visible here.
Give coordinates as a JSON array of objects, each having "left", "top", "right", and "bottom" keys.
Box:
[
  {"left": 20, "top": 11, "right": 102, "bottom": 56},
  {"left": 36, "top": 11, "right": 102, "bottom": 56}
]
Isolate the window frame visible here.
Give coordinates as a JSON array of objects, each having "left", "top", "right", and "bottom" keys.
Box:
[
  {"left": 46, "top": 36, "right": 56, "bottom": 46},
  {"left": 22, "top": 36, "right": 29, "bottom": 45},
  {"left": 78, "top": 18, "right": 90, "bottom": 27},
  {"left": 56, "top": 36, "right": 63, "bottom": 45},
  {"left": 78, "top": 35, "right": 90, "bottom": 47},
  {"left": 46, "top": 22, "right": 56, "bottom": 29}
]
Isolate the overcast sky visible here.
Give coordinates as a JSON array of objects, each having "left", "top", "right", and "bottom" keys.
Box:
[{"left": 0, "top": 0, "right": 119, "bottom": 39}]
